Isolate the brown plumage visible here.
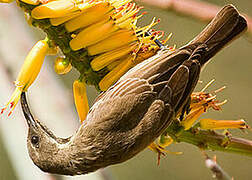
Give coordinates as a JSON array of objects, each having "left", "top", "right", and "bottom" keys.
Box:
[{"left": 21, "top": 5, "right": 247, "bottom": 175}]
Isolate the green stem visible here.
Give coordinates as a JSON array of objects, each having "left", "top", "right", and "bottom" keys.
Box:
[{"left": 166, "top": 121, "right": 252, "bottom": 157}]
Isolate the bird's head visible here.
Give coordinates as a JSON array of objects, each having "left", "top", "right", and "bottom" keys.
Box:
[{"left": 20, "top": 92, "right": 71, "bottom": 174}]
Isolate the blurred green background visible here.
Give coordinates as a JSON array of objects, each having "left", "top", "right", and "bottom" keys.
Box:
[{"left": 0, "top": 0, "right": 252, "bottom": 179}]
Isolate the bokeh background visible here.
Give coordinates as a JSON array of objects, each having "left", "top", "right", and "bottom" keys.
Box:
[{"left": 0, "top": 0, "right": 251, "bottom": 179}]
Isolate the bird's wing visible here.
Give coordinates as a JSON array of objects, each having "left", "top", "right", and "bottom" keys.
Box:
[{"left": 86, "top": 77, "right": 157, "bottom": 130}]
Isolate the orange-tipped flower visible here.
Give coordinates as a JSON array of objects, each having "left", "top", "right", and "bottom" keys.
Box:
[
  {"left": 73, "top": 80, "right": 89, "bottom": 123},
  {"left": 1, "top": 39, "right": 48, "bottom": 116},
  {"left": 200, "top": 119, "right": 248, "bottom": 130}
]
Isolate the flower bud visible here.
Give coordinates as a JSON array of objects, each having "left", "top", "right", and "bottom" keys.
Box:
[
  {"left": 54, "top": 57, "right": 72, "bottom": 75},
  {"left": 73, "top": 80, "right": 89, "bottom": 123}
]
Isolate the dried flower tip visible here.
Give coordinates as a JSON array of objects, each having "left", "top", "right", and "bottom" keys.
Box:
[
  {"left": 54, "top": 57, "right": 72, "bottom": 75},
  {"left": 73, "top": 80, "right": 89, "bottom": 123},
  {"left": 200, "top": 119, "right": 248, "bottom": 130}
]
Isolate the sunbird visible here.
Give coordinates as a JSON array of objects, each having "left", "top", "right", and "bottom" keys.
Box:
[{"left": 21, "top": 5, "right": 247, "bottom": 175}]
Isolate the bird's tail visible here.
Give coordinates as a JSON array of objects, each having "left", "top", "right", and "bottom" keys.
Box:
[{"left": 187, "top": 4, "right": 247, "bottom": 65}]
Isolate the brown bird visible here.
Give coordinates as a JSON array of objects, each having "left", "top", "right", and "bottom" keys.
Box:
[{"left": 21, "top": 5, "right": 247, "bottom": 175}]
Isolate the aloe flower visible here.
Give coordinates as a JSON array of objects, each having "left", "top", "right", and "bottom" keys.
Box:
[{"left": 1, "top": 39, "right": 48, "bottom": 116}]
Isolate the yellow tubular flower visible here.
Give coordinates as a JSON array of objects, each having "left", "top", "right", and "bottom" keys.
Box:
[
  {"left": 200, "top": 119, "right": 248, "bottom": 130},
  {"left": 73, "top": 80, "right": 89, "bottom": 123},
  {"left": 1, "top": 39, "right": 48, "bottom": 116},
  {"left": 0, "top": 0, "right": 13, "bottom": 3},
  {"left": 31, "top": 0, "right": 79, "bottom": 19},
  {"left": 91, "top": 43, "right": 137, "bottom": 71},
  {"left": 50, "top": 11, "right": 83, "bottom": 26},
  {"left": 54, "top": 57, "right": 72, "bottom": 75},
  {"left": 181, "top": 107, "right": 205, "bottom": 130},
  {"left": 65, "top": 2, "right": 113, "bottom": 32},
  {"left": 20, "top": 0, "right": 39, "bottom": 5},
  {"left": 69, "top": 19, "right": 118, "bottom": 51},
  {"left": 107, "top": 60, "right": 121, "bottom": 71},
  {"left": 87, "top": 30, "right": 137, "bottom": 55},
  {"left": 99, "top": 54, "right": 136, "bottom": 91}
]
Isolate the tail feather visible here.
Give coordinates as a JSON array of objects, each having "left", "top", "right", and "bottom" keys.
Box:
[{"left": 186, "top": 4, "right": 247, "bottom": 65}]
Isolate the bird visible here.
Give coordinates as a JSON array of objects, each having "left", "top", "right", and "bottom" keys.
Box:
[{"left": 20, "top": 5, "right": 247, "bottom": 175}]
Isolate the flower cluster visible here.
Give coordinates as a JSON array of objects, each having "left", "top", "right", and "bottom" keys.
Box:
[{"left": 1, "top": 0, "right": 171, "bottom": 120}]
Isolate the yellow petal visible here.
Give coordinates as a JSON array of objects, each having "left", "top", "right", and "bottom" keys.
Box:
[
  {"left": 31, "top": 0, "right": 78, "bottom": 19},
  {"left": 87, "top": 29, "right": 137, "bottom": 55},
  {"left": 181, "top": 107, "right": 205, "bottom": 130},
  {"left": 20, "top": 0, "right": 39, "bottom": 5},
  {"left": 54, "top": 57, "right": 72, "bottom": 75},
  {"left": 50, "top": 11, "right": 82, "bottom": 26},
  {"left": 200, "top": 119, "right": 248, "bottom": 130},
  {"left": 107, "top": 60, "right": 121, "bottom": 71},
  {"left": 99, "top": 54, "right": 135, "bottom": 91},
  {"left": 91, "top": 43, "right": 137, "bottom": 71},
  {"left": 69, "top": 19, "right": 118, "bottom": 51},
  {"left": 65, "top": 2, "right": 113, "bottom": 32},
  {"left": 73, "top": 80, "right": 89, "bottom": 123},
  {"left": 0, "top": 0, "right": 14, "bottom": 3},
  {"left": 16, "top": 39, "right": 48, "bottom": 91}
]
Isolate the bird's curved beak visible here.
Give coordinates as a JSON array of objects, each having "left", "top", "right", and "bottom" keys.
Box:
[{"left": 21, "top": 92, "right": 37, "bottom": 128}]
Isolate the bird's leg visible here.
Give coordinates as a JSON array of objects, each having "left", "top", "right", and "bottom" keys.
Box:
[{"left": 149, "top": 133, "right": 182, "bottom": 165}]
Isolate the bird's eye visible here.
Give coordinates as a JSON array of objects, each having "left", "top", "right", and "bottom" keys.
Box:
[{"left": 31, "top": 136, "right": 39, "bottom": 145}]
